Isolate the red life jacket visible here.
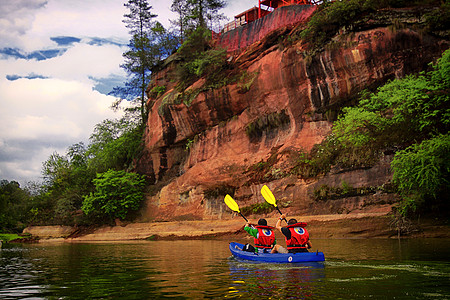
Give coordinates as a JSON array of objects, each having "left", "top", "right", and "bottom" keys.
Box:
[
  {"left": 254, "top": 225, "right": 275, "bottom": 249},
  {"left": 285, "top": 222, "right": 309, "bottom": 250}
]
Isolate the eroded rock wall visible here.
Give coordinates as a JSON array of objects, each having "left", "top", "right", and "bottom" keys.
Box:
[{"left": 137, "top": 8, "right": 448, "bottom": 221}]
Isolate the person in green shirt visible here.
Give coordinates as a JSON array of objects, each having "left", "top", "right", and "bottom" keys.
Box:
[{"left": 244, "top": 218, "right": 288, "bottom": 253}]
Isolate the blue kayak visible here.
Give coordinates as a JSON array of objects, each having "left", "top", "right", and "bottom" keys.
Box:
[{"left": 229, "top": 242, "right": 325, "bottom": 263}]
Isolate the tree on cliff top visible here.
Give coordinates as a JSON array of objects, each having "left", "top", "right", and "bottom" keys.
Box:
[
  {"left": 171, "top": 0, "right": 226, "bottom": 36},
  {"left": 186, "top": 0, "right": 226, "bottom": 31},
  {"left": 111, "top": 0, "right": 158, "bottom": 127}
]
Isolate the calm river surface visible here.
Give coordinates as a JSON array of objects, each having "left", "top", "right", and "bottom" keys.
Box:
[{"left": 0, "top": 238, "right": 449, "bottom": 299}]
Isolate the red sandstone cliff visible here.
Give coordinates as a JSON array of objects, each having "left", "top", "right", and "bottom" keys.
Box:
[{"left": 136, "top": 5, "right": 448, "bottom": 222}]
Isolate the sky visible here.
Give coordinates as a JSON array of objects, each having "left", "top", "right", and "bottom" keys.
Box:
[{"left": 0, "top": 0, "right": 256, "bottom": 186}]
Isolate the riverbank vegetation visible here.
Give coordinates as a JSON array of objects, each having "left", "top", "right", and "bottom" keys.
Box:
[{"left": 1, "top": 0, "right": 449, "bottom": 234}]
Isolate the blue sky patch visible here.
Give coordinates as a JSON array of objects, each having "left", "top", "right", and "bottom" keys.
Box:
[
  {"left": 90, "top": 74, "right": 126, "bottom": 95},
  {"left": 87, "top": 37, "right": 126, "bottom": 47},
  {"left": 0, "top": 47, "right": 67, "bottom": 61},
  {"left": 50, "top": 36, "right": 81, "bottom": 46},
  {"left": 6, "top": 73, "right": 49, "bottom": 81}
]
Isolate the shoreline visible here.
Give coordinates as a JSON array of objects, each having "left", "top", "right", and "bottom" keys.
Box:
[{"left": 21, "top": 212, "right": 450, "bottom": 243}]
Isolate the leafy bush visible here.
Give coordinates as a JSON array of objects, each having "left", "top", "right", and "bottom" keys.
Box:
[
  {"left": 391, "top": 134, "right": 450, "bottom": 215},
  {"left": 82, "top": 170, "right": 146, "bottom": 221},
  {"left": 150, "top": 85, "right": 166, "bottom": 98}
]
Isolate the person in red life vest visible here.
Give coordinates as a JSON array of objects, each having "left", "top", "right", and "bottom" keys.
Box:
[
  {"left": 275, "top": 214, "right": 312, "bottom": 253},
  {"left": 243, "top": 218, "right": 288, "bottom": 253}
]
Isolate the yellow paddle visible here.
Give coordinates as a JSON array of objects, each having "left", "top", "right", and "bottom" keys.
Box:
[
  {"left": 224, "top": 194, "right": 248, "bottom": 222},
  {"left": 261, "top": 185, "right": 286, "bottom": 222}
]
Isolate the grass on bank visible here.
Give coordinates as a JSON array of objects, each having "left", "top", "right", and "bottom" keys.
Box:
[{"left": 0, "top": 233, "right": 24, "bottom": 243}]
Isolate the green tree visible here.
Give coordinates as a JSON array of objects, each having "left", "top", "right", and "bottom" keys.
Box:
[
  {"left": 33, "top": 116, "right": 146, "bottom": 226},
  {"left": 40, "top": 144, "right": 94, "bottom": 225},
  {"left": 112, "top": 0, "right": 157, "bottom": 127},
  {"left": 170, "top": 0, "right": 191, "bottom": 42},
  {"left": 82, "top": 170, "right": 146, "bottom": 221},
  {"left": 185, "top": 0, "right": 226, "bottom": 30},
  {"left": 0, "top": 180, "right": 31, "bottom": 231},
  {"left": 87, "top": 118, "right": 143, "bottom": 173},
  {"left": 151, "top": 21, "right": 179, "bottom": 62}
]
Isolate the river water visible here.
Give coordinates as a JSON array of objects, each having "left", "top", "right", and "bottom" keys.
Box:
[{"left": 0, "top": 238, "right": 449, "bottom": 299}]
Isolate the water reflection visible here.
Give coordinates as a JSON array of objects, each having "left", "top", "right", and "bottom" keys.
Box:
[
  {"left": 0, "top": 239, "right": 449, "bottom": 299},
  {"left": 227, "top": 259, "right": 326, "bottom": 298}
]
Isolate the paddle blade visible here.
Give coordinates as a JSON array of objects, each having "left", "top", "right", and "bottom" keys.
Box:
[
  {"left": 261, "top": 185, "right": 277, "bottom": 207},
  {"left": 224, "top": 194, "right": 240, "bottom": 213}
]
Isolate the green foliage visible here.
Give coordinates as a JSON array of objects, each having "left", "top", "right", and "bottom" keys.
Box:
[
  {"left": 88, "top": 119, "right": 144, "bottom": 172},
  {"left": 185, "top": 49, "right": 227, "bottom": 78},
  {"left": 391, "top": 134, "right": 450, "bottom": 214},
  {"left": 329, "top": 49, "right": 450, "bottom": 216},
  {"left": 185, "top": 137, "right": 195, "bottom": 151},
  {"left": 298, "top": 0, "right": 377, "bottom": 49},
  {"left": 313, "top": 182, "right": 357, "bottom": 201},
  {"left": 29, "top": 117, "right": 145, "bottom": 226},
  {"left": 112, "top": 0, "right": 159, "bottom": 126},
  {"left": 176, "top": 29, "right": 229, "bottom": 89},
  {"left": 181, "top": 0, "right": 226, "bottom": 32},
  {"left": 150, "top": 85, "right": 166, "bottom": 98},
  {"left": 332, "top": 48, "right": 450, "bottom": 149},
  {"left": 0, "top": 233, "right": 24, "bottom": 242},
  {"left": 82, "top": 170, "right": 146, "bottom": 221},
  {"left": 237, "top": 70, "right": 259, "bottom": 94},
  {"left": 175, "top": 26, "right": 237, "bottom": 94},
  {"left": 332, "top": 107, "right": 387, "bottom": 147},
  {"left": 358, "top": 73, "right": 448, "bottom": 135},
  {"left": 0, "top": 180, "right": 31, "bottom": 232}
]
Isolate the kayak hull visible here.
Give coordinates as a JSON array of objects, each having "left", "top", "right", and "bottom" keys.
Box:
[{"left": 229, "top": 242, "right": 325, "bottom": 263}]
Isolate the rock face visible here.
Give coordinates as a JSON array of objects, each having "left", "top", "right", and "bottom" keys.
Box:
[{"left": 137, "top": 6, "right": 448, "bottom": 221}]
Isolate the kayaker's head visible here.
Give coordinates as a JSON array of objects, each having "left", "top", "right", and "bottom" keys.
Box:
[
  {"left": 258, "top": 218, "right": 267, "bottom": 226},
  {"left": 288, "top": 218, "right": 297, "bottom": 225}
]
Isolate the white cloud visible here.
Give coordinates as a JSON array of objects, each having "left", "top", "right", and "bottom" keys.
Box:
[
  {"left": 0, "top": 77, "right": 122, "bottom": 184},
  {"left": 0, "top": 0, "right": 48, "bottom": 49},
  {"left": 0, "top": 0, "right": 262, "bottom": 185}
]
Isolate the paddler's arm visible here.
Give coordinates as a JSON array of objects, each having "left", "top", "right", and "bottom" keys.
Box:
[
  {"left": 307, "top": 240, "right": 312, "bottom": 249},
  {"left": 244, "top": 222, "right": 258, "bottom": 238},
  {"left": 275, "top": 214, "right": 286, "bottom": 233}
]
